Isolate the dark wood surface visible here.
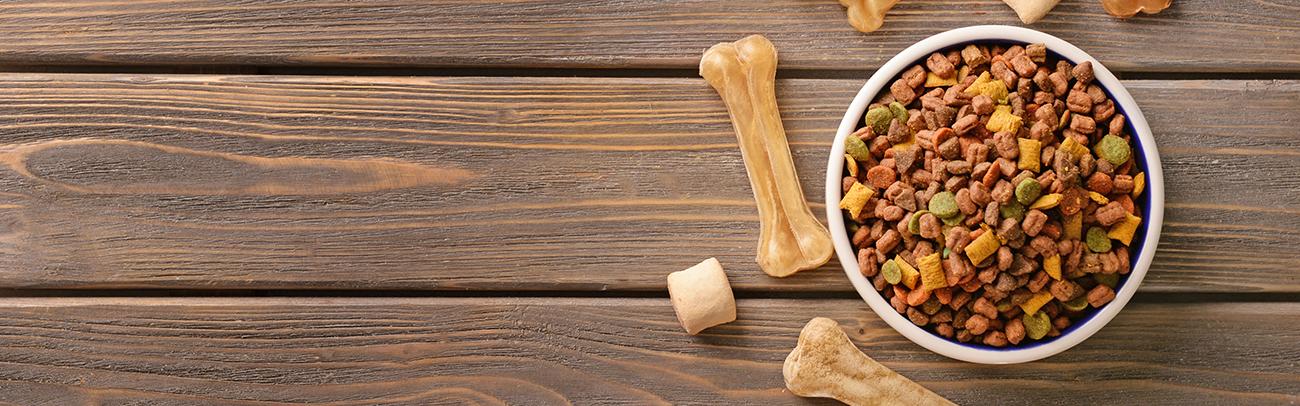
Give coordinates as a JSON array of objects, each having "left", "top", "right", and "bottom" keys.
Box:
[
  {"left": 0, "top": 1, "right": 1296, "bottom": 404},
  {"left": 0, "top": 75, "right": 1294, "bottom": 293},
  {"left": 0, "top": 298, "right": 1294, "bottom": 405},
  {"left": 0, "top": 1, "right": 1296, "bottom": 72}
]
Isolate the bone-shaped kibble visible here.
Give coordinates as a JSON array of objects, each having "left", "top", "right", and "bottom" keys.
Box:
[
  {"left": 699, "top": 35, "right": 834, "bottom": 278},
  {"left": 838, "top": 0, "right": 900, "bottom": 33},
  {"left": 784, "top": 317, "right": 954, "bottom": 406}
]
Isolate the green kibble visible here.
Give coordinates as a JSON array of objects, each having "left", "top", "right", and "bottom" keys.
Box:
[
  {"left": 889, "top": 102, "right": 909, "bottom": 123},
  {"left": 1094, "top": 273, "right": 1119, "bottom": 288},
  {"left": 846, "top": 222, "right": 861, "bottom": 235},
  {"left": 882, "top": 260, "right": 902, "bottom": 284},
  {"left": 1094, "top": 134, "right": 1131, "bottom": 165},
  {"left": 942, "top": 247, "right": 951, "bottom": 259},
  {"left": 844, "top": 135, "right": 872, "bottom": 162},
  {"left": 929, "top": 191, "right": 959, "bottom": 218},
  {"left": 996, "top": 299, "right": 1013, "bottom": 312},
  {"left": 999, "top": 200, "right": 1025, "bottom": 221},
  {"left": 941, "top": 213, "right": 966, "bottom": 226},
  {"left": 1062, "top": 295, "right": 1089, "bottom": 312},
  {"left": 1086, "top": 227, "right": 1113, "bottom": 253},
  {"left": 908, "top": 210, "right": 930, "bottom": 234},
  {"left": 1015, "top": 178, "right": 1042, "bottom": 205},
  {"left": 865, "top": 106, "right": 894, "bottom": 135},
  {"left": 1023, "top": 311, "right": 1052, "bottom": 340}
]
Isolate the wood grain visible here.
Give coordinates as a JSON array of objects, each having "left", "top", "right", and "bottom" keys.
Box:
[
  {"left": 0, "top": 297, "right": 1293, "bottom": 405},
  {"left": 0, "top": 74, "right": 1295, "bottom": 292},
  {"left": 0, "top": 1, "right": 1295, "bottom": 72}
]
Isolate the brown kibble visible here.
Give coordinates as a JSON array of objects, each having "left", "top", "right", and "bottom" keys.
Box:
[
  {"left": 1113, "top": 174, "right": 1134, "bottom": 195},
  {"left": 1005, "top": 318, "right": 1026, "bottom": 345},
  {"left": 852, "top": 223, "right": 872, "bottom": 246},
  {"left": 991, "top": 60, "right": 1017, "bottom": 88},
  {"left": 953, "top": 114, "right": 980, "bottom": 135},
  {"left": 1022, "top": 209, "right": 1048, "bottom": 237},
  {"left": 876, "top": 229, "right": 902, "bottom": 253},
  {"left": 907, "top": 307, "right": 930, "bottom": 326},
  {"left": 961, "top": 44, "right": 988, "bottom": 66},
  {"left": 858, "top": 248, "right": 879, "bottom": 277},
  {"left": 927, "top": 53, "right": 956, "bottom": 79},
  {"left": 1067, "top": 88, "right": 1093, "bottom": 114},
  {"left": 1072, "top": 61, "right": 1095, "bottom": 84},
  {"left": 867, "top": 165, "right": 897, "bottom": 189},
  {"left": 1059, "top": 187, "right": 1087, "bottom": 216},
  {"left": 1047, "top": 71, "right": 1069, "bottom": 96},
  {"left": 983, "top": 330, "right": 1009, "bottom": 347},
  {"left": 1070, "top": 114, "right": 1097, "bottom": 134},
  {"left": 1087, "top": 284, "right": 1117, "bottom": 307},
  {"left": 919, "top": 213, "right": 943, "bottom": 239},
  {"left": 891, "top": 79, "right": 916, "bottom": 105},
  {"left": 1010, "top": 54, "right": 1037, "bottom": 78},
  {"left": 1109, "top": 114, "right": 1127, "bottom": 136},
  {"left": 970, "top": 297, "right": 995, "bottom": 320},
  {"left": 1049, "top": 279, "right": 1084, "bottom": 301},
  {"left": 903, "top": 65, "right": 927, "bottom": 88},
  {"left": 965, "top": 314, "right": 991, "bottom": 335},
  {"left": 1087, "top": 172, "right": 1114, "bottom": 195},
  {"left": 1095, "top": 201, "right": 1127, "bottom": 226},
  {"left": 877, "top": 205, "right": 906, "bottom": 222}
]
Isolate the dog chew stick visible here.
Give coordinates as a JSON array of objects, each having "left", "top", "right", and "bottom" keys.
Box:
[
  {"left": 784, "top": 317, "right": 955, "bottom": 406},
  {"left": 699, "top": 35, "right": 834, "bottom": 278}
]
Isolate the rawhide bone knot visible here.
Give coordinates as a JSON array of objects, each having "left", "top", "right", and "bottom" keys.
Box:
[
  {"left": 784, "top": 317, "right": 954, "bottom": 406},
  {"left": 699, "top": 35, "right": 834, "bottom": 278}
]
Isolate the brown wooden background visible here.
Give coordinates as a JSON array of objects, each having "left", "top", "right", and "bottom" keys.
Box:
[{"left": 0, "top": 1, "right": 1295, "bottom": 404}]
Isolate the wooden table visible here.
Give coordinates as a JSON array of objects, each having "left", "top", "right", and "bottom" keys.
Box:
[{"left": 0, "top": 1, "right": 1296, "bottom": 404}]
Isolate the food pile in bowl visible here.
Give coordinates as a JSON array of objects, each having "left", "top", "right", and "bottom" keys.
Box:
[{"left": 837, "top": 41, "right": 1149, "bottom": 348}]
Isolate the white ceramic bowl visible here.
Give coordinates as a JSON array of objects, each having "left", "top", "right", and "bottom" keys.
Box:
[{"left": 824, "top": 26, "right": 1164, "bottom": 364}]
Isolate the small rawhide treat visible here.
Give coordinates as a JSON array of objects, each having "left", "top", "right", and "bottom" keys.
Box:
[
  {"left": 1002, "top": 0, "right": 1061, "bottom": 24},
  {"left": 700, "top": 35, "right": 834, "bottom": 277},
  {"left": 837, "top": 0, "right": 900, "bottom": 33},
  {"left": 1101, "top": 0, "right": 1172, "bottom": 17},
  {"left": 784, "top": 317, "right": 954, "bottom": 406},
  {"left": 667, "top": 258, "right": 736, "bottom": 335}
]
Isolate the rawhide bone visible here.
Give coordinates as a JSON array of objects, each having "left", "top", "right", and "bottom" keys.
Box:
[
  {"left": 784, "top": 317, "right": 954, "bottom": 406},
  {"left": 1101, "top": 0, "right": 1172, "bottom": 17},
  {"left": 838, "top": 0, "right": 900, "bottom": 33},
  {"left": 699, "top": 35, "right": 834, "bottom": 278}
]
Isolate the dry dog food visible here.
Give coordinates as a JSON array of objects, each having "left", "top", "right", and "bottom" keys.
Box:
[{"left": 838, "top": 42, "right": 1146, "bottom": 347}]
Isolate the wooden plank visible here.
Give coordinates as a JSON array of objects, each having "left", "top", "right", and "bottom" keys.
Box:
[
  {"left": 0, "top": 75, "right": 1295, "bottom": 292},
  {"left": 0, "top": 1, "right": 1296, "bottom": 72},
  {"left": 0, "top": 297, "right": 1293, "bottom": 405}
]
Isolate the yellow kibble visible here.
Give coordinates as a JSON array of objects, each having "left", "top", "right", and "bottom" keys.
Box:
[
  {"left": 1019, "top": 291, "right": 1055, "bottom": 315},
  {"left": 1064, "top": 211, "right": 1083, "bottom": 240},
  {"left": 1029, "top": 193, "right": 1063, "bottom": 210},
  {"left": 844, "top": 154, "right": 860, "bottom": 178},
  {"left": 925, "top": 72, "right": 958, "bottom": 87},
  {"left": 1132, "top": 172, "right": 1146, "bottom": 198},
  {"left": 987, "top": 105, "right": 1023, "bottom": 133},
  {"left": 964, "top": 231, "right": 1001, "bottom": 265},
  {"left": 1088, "top": 191, "right": 1110, "bottom": 205},
  {"left": 1108, "top": 212, "right": 1143, "bottom": 245},
  {"left": 1017, "top": 138, "right": 1042, "bottom": 172},
  {"left": 1044, "top": 254, "right": 1062, "bottom": 280},
  {"left": 1060, "top": 136, "right": 1089, "bottom": 158},
  {"left": 964, "top": 72, "right": 1009, "bottom": 102},
  {"left": 838, "top": 182, "right": 875, "bottom": 219},
  {"left": 895, "top": 255, "right": 920, "bottom": 290},
  {"left": 917, "top": 253, "right": 946, "bottom": 292}
]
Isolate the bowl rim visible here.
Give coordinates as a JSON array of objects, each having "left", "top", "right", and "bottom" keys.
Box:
[{"left": 824, "top": 25, "right": 1165, "bottom": 364}]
